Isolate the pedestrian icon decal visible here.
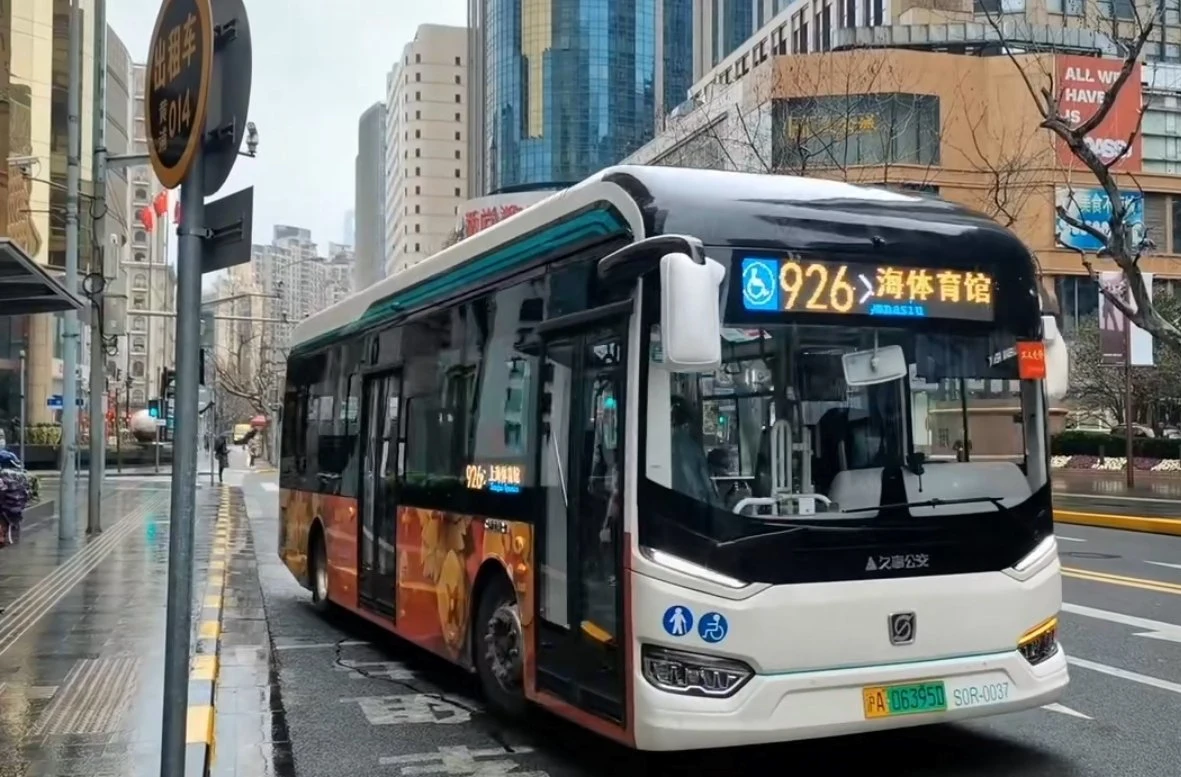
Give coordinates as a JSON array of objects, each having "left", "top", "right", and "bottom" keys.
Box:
[
  {"left": 698, "top": 612, "right": 729, "bottom": 644},
  {"left": 662, "top": 605, "right": 693, "bottom": 637}
]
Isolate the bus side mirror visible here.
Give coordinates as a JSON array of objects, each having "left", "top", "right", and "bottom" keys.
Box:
[
  {"left": 1042, "top": 314, "right": 1069, "bottom": 402},
  {"left": 660, "top": 251, "right": 725, "bottom": 371}
]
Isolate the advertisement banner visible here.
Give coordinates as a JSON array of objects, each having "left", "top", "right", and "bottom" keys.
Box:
[
  {"left": 1055, "top": 186, "right": 1143, "bottom": 252},
  {"left": 458, "top": 190, "right": 560, "bottom": 239},
  {"left": 1055, "top": 55, "right": 1142, "bottom": 173},
  {"left": 1098, "top": 270, "right": 1154, "bottom": 366}
]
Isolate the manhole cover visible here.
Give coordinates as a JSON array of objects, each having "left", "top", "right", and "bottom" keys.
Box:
[{"left": 1061, "top": 551, "right": 1120, "bottom": 560}]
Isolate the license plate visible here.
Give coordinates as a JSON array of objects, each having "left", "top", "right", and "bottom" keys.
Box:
[{"left": 862, "top": 680, "right": 948, "bottom": 719}]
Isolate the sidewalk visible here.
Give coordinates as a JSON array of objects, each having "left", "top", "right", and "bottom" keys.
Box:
[
  {"left": 0, "top": 478, "right": 233, "bottom": 776},
  {"left": 1053, "top": 470, "right": 1181, "bottom": 537}
]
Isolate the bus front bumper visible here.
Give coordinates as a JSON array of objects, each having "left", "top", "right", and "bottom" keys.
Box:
[{"left": 632, "top": 644, "right": 1069, "bottom": 751}]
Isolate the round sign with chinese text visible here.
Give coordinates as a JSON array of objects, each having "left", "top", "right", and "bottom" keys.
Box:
[{"left": 144, "top": 0, "right": 213, "bottom": 189}]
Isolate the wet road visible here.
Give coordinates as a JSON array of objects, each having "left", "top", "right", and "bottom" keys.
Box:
[
  {"left": 1054, "top": 470, "right": 1181, "bottom": 519},
  {"left": 235, "top": 470, "right": 1181, "bottom": 777}
]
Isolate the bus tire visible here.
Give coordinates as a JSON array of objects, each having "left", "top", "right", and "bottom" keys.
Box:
[
  {"left": 474, "top": 576, "right": 527, "bottom": 718},
  {"left": 309, "top": 526, "right": 331, "bottom": 614}
]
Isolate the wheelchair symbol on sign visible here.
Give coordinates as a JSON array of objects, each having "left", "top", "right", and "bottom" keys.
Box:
[{"left": 698, "top": 612, "right": 729, "bottom": 644}]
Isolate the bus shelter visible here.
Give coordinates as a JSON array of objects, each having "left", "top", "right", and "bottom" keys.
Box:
[{"left": 0, "top": 237, "right": 86, "bottom": 314}]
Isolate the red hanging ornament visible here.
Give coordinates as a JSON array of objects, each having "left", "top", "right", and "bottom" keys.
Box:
[
  {"left": 174, "top": 200, "right": 182, "bottom": 225},
  {"left": 152, "top": 190, "right": 168, "bottom": 217},
  {"left": 139, "top": 206, "right": 154, "bottom": 232}
]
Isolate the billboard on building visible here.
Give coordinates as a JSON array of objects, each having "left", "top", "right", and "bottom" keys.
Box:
[
  {"left": 458, "top": 190, "right": 561, "bottom": 239},
  {"left": 1098, "top": 270, "right": 1154, "bottom": 366},
  {"left": 1054, "top": 55, "right": 1142, "bottom": 173},
  {"left": 1054, "top": 186, "right": 1143, "bottom": 253}
]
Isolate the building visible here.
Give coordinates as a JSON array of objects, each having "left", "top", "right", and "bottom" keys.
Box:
[
  {"left": 465, "top": 0, "right": 694, "bottom": 197},
  {"left": 101, "top": 26, "right": 133, "bottom": 406},
  {"left": 0, "top": 2, "right": 100, "bottom": 426},
  {"left": 342, "top": 209, "right": 355, "bottom": 247},
  {"left": 124, "top": 63, "right": 176, "bottom": 410},
  {"left": 384, "top": 25, "right": 469, "bottom": 276},
  {"left": 354, "top": 102, "right": 386, "bottom": 289},
  {"left": 634, "top": 2, "right": 1181, "bottom": 339}
]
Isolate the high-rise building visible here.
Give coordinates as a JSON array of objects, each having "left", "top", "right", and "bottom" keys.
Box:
[
  {"left": 126, "top": 63, "right": 176, "bottom": 410},
  {"left": 465, "top": 0, "right": 694, "bottom": 197},
  {"left": 354, "top": 102, "right": 386, "bottom": 289},
  {"left": 384, "top": 25, "right": 469, "bottom": 276},
  {"left": 342, "top": 209, "right": 355, "bottom": 247},
  {"left": 0, "top": 2, "right": 100, "bottom": 426}
]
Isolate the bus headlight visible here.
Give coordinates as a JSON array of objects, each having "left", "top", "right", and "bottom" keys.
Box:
[
  {"left": 641, "top": 645, "right": 753, "bottom": 698},
  {"left": 1017, "top": 616, "right": 1059, "bottom": 665}
]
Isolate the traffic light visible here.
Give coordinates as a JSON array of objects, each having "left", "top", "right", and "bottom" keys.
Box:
[
  {"left": 199, "top": 348, "right": 206, "bottom": 386},
  {"left": 160, "top": 367, "right": 175, "bottom": 400},
  {"left": 147, "top": 399, "right": 160, "bottom": 418}
]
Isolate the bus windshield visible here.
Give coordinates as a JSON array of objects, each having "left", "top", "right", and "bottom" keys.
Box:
[{"left": 643, "top": 321, "right": 1049, "bottom": 526}]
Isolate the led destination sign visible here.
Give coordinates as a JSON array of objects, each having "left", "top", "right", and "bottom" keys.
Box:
[{"left": 740, "top": 257, "right": 994, "bottom": 321}]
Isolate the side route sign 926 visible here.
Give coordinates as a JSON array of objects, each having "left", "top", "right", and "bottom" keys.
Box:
[{"left": 145, "top": 0, "right": 214, "bottom": 189}]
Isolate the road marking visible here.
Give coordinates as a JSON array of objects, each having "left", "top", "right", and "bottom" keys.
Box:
[
  {"left": 1062, "top": 567, "right": 1181, "bottom": 595},
  {"left": 273, "top": 639, "right": 369, "bottom": 651},
  {"left": 1056, "top": 536, "right": 1087, "bottom": 542},
  {"left": 1062, "top": 603, "right": 1181, "bottom": 643},
  {"left": 1068, "top": 657, "right": 1181, "bottom": 696},
  {"left": 260, "top": 482, "right": 278, "bottom": 493},
  {"left": 343, "top": 694, "right": 474, "bottom": 725},
  {"left": 1145, "top": 560, "right": 1181, "bottom": 571},
  {"left": 1042, "top": 703, "right": 1092, "bottom": 719}
]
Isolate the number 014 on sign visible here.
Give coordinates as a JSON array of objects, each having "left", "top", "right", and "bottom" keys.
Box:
[
  {"left": 144, "top": 0, "right": 214, "bottom": 189},
  {"left": 863, "top": 680, "right": 947, "bottom": 719}
]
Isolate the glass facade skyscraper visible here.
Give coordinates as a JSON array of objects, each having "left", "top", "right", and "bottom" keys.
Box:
[{"left": 471, "top": 0, "right": 693, "bottom": 195}]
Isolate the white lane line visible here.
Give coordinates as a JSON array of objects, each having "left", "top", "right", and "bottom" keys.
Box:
[
  {"left": 1145, "top": 560, "right": 1181, "bottom": 571},
  {"left": 1056, "top": 536, "right": 1087, "bottom": 543},
  {"left": 1067, "top": 657, "right": 1181, "bottom": 696},
  {"left": 1062, "top": 603, "right": 1181, "bottom": 643},
  {"left": 1042, "top": 703, "right": 1093, "bottom": 719}
]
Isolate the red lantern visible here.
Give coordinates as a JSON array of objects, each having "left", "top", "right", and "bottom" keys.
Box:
[
  {"left": 152, "top": 190, "right": 168, "bottom": 217},
  {"left": 174, "top": 200, "right": 182, "bottom": 225},
  {"left": 249, "top": 415, "right": 268, "bottom": 428},
  {"left": 139, "top": 206, "right": 154, "bottom": 232}
]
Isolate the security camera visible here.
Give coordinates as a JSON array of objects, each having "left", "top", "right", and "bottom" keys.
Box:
[
  {"left": 8, "top": 155, "right": 36, "bottom": 177},
  {"left": 245, "top": 122, "right": 259, "bottom": 156}
]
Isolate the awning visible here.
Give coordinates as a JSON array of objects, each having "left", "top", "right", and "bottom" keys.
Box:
[{"left": 0, "top": 237, "right": 87, "bottom": 314}]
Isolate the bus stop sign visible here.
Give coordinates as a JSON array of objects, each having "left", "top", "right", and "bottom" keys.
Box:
[{"left": 145, "top": 0, "right": 214, "bottom": 189}]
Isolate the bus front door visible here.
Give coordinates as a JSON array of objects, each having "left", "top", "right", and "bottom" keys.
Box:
[
  {"left": 358, "top": 371, "right": 401, "bottom": 615},
  {"left": 534, "top": 320, "right": 627, "bottom": 726}
]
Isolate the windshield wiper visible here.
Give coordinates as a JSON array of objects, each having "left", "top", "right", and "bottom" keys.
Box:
[
  {"left": 840, "top": 496, "right": 1007, "bottom": 514},
  {"left": 717, "top": 520, "right": 929, "bottom": 550}
]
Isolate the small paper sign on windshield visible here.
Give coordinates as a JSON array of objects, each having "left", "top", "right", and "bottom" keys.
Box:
[{"left": 1016, "top": 341, "right": 1047, "bottom": 380}]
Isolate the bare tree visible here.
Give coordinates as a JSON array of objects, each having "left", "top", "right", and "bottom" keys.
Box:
[
  {"left": 982, "top": 2, "right": 1180, "bottom": 350},
  {"left": 212, "top": 325, "right": 285, "bottom": 458},
  {"left": 1068, "top": 292, "right": 1181, "bottom": 425}
]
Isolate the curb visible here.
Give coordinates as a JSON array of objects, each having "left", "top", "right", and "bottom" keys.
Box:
[
  {"left": 184, "top": 485, "right": 232, "bottom": 776},
  {"left": 1054, "top": 508, "right": 1181, "bottom": 537}
]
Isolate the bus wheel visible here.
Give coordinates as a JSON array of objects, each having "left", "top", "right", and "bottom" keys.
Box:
[
  {"left": 475, "top": 578, "right": 527, "bottom": 717},
  {"left": 310, "top": 529, "right": 330, "bottom": 613}
]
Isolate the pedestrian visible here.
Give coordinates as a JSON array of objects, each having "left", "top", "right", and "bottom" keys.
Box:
[
  {"left": 214, "top": 433, "right": 229, "bottom": 484},
  {"left": 0, "top": 450, "right": 31, "bottom": 546}
]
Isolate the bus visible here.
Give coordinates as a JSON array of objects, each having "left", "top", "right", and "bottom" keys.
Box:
[{"left": 277, "top": 165, "right": 1071, "bottom": 751}]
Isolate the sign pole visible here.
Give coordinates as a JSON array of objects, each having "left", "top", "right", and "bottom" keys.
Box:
[
  {"left": 59, "top": 0, "right": 82, "bottom": 539},
  {"left": 88, "top": 0, "right": 108, "bottom": 534},
  {"left": 147, "top": 0, "right": 215, "bottom": 773}
]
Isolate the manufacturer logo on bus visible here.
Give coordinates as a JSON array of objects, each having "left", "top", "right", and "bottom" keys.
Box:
[{"left": 888, "top": 612, "right": 916, "bottom": 646}]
